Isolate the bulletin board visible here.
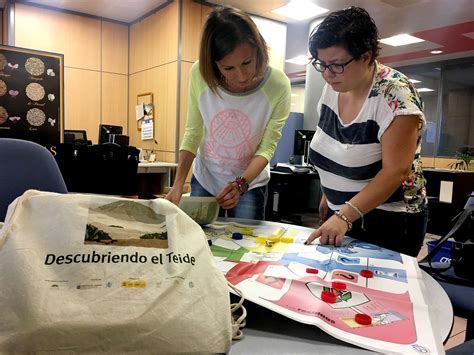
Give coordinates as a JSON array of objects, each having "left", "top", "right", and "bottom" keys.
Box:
[
  {"left": 136, "top": 92, "right": 155, "bottom": 141},
  {"left": 136, "top": 92, "right": 153, "bottom": 130},
  {"left": 0, "top": 45, "right": 64, "bottom": 151}
]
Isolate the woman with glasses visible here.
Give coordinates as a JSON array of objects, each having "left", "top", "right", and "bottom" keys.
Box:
[
  {"left": 304, "top": 7, "right": 427, "bottom": 257},
  {"left": 166, "top": 6, "right": 291, "bottom": 220}
]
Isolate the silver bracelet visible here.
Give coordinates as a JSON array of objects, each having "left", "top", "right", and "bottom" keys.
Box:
[
  {"left": 334, "top": 210, "right": 352, "bottom": 231},
  {"left": 345, "top": 201, "right": 365, "bottom": 231}
]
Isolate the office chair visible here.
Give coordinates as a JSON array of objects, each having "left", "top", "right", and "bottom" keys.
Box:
[
  {"left": 421, "top": 193, "right": 474, "bottom": 341},
  {"left": 0, "top": 138, "right": 68, "bottom": 222},
  {"left": 435, "top": 271, "right": 473, "bottom": 341}
]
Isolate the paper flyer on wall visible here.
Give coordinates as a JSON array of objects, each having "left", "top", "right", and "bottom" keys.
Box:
[
  {"left": 203, "top": 222, "right": 445, "bottom": 354},
  {"left": 141, "top": 119, "right": 154, "bottom": 140},
  {"left": 135, "top": 104, "right": 144, "bottom": 120},
  {"left": 179, "top": 196, "right": 219, "bottom": 226}
]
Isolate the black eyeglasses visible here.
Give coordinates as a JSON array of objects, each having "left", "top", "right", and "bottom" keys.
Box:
[{"left": 311, "top": 57, "right": 355, "bottom": 74}]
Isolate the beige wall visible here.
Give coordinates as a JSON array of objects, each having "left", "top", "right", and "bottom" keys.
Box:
[
  {"left": 420, "top": 156, "right": 468, "bottom": 169},
  {"left": 10, "top": 0, "right": 286, "bottom": 167},
  {"left": 14, "top": 3, "right": 128, "bottom": 144},
  {"left": 290, "top": 86, "right": 305, "bottom": 113},
  {"left": 129, "top": 0, "right": 208, "bottom": 163},
  {"left": 128, "top": 1, "right": 179, "bottom": 162},
  {"left": 1, "top": 9, "right": 3, "bottom": 44},
  {"left": 10, "top": 0, "right": 204, "bottom": 162}
]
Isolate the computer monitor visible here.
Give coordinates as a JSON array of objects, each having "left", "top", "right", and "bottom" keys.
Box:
[
  {"left": 294, "top": 129, "right": 315, "bottom": 161},
  {"left": 64, "top": 130, "right": 89, "bottom": 144},
  {"left": 98, "top": 124, "right": 123, "bottom": 144}
]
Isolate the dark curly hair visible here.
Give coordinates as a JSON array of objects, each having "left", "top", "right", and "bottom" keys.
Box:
[{"left": 309, "top": 7, "right": 380, "bottom": 64}]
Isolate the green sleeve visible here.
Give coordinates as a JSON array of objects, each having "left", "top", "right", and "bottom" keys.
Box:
[
  {"left": 179, "top": 62, "right": 204, "bottom": 155},
  {"left": 255, "top": 71, "right": 291, "bottom": 161}
]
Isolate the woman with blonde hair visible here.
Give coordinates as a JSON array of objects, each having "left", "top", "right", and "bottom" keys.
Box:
[{"left": 166, "top": 6, "right": 291, "bottom": 220}]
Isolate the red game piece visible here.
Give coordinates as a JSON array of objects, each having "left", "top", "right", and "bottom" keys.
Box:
[
  {"left": 355, "top": 313, "right": 372, "bottom": 325},
  {"left": 331, "top": 281, "right": 347, "bottom": 290},
  {"left": 360, "top": 269, "right": 374, "bottom": 278},
  {"left": 306, "top": 268, "right": 318, "bottom": 274},
  {"left": 321, "top": 290, "right": 337, "bottom": 303}
]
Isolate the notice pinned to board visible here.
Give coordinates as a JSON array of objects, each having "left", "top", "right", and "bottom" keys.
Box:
[
  {"left": 439, "top": 180, "right": 454, "bottom": 203},
  {"left": 141, "top": 119, "right": 154, "bottom": 140},
  {"left": 135, "top": 104, "right": 144, "bottom": 121}
]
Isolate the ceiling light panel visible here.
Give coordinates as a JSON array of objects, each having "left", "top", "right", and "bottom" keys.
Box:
[
  {"left": 272, "top": 0, "right": 329, "bottom": 21},
  {"left": 285, "top": 55, "right": 310, "bottom": 65},
  {"left": 417, "top": 88, "right": 435, "bottom": 92},
  {"left": 380, "top": 34, "right": 425, "bottom": 46}
]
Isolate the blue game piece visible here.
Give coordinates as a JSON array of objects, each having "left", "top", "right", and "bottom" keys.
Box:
[
  {"left": 208, "top": 239, "right": 213, "bottom": 246},
  {"left": 232, "top": 232, "right": 243, "bottom": 240}
]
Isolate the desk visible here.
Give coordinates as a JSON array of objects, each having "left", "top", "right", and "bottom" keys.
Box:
[
  {"left": 266, "top": 169, "right": 320, "bottom": 223},
  {"left": 137, "top": 162, "right": 177, "bottom": 197},
  {"left": 213, "top": 218, "right": 453, "bottom": 353},
  {"left": 55, "top": 144, "right": 139, "bottom": 195}
]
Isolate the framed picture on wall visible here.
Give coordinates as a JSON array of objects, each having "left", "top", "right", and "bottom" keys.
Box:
[
  {"left": 136, "top": 92, "right": 153, "bottom": 131},
  {"left": 0, "top": 45, "right": 64, "bottom": 153}
]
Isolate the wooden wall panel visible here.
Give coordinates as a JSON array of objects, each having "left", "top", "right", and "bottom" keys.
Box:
[
  {"left": 129, "top": 63, "right": 178, "bottom": 162},
  {"left": 421, "top": 156, "right": 460, "bottom": 169},
  {"left": 179, "top": 62, "right": 193, "bottom": 144},
  {"left": 101, "top": 73, "right": 128, "bottom": 132},
  {"left": 150, "top": 3, "right": 178, "bottom": 69},
  {"left": 181, "top": 0, "right": 202, "bottom": 62},
  {"left": 15, "top": 4, "right": 101, "bottom": 71},
  {"left": 179, "top": 2, "right": 209, "bottom": 179},
  {"left": 64, "top": 68, "right": 101, "bottom": 143},
  {"left": 179, "top": 61, "right": 194, "bottom": 184},
  {"left": 129, "top": 2, "right": 178, "bottom": 74},
  {"left": 13, "top": 4, "right": 130, "bottom": 145},
  {"left": 201, "top": 4, "right": 213, "bottom": 28},
  {"left": 129, "top": 15, "right": 149, "bottom": 74},
  {"left": 0, "top": 10, "right": 3, "bottom": 44},
  {"left": 156, "top": 151, "right": 177, "bottom": 162},
  {"left": 101, "top": 21, "right": 128, "bottom": 74},
  {"left": 420, "top": 156, "right": 435, "bottom": 168}
]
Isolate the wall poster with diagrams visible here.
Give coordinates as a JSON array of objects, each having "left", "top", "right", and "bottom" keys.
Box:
[{"left": 0, "top": 45, "right": 63, "bottom": 152}]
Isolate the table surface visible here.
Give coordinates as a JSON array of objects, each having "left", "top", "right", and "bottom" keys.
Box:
[
  {"left": 138, "top": 161, "right": 178, "bottom": 168},
  {"left": 215, "top": 218, "right": 453, "bottom": 354}
]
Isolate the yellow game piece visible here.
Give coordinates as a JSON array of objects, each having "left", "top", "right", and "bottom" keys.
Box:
[
  {"left": 281, "top": 236, "right": 294, "bottom": 243},
  {"left": 271, "top": 227, "right": 285, "bottom": 237},
  {"left": 268, "top": 235, "right": 280, "bottom": 242},
  {"left": 255, "top": 236, "right": 267, "bottom": 244},
  {"left": 242, "top": 228, "right": 253, "bottom": 236}
]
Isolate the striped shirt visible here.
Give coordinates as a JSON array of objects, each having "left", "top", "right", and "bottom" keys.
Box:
[{"left": 309, "top": 62, "right": 427, "bottom": 213}]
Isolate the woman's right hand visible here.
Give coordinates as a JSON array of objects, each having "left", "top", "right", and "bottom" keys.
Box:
[
  {"left": 165, "top": 185, "right": 183, "bottom": 205},
  {"left": 319, "top": 195, "right": 328, "bottom": 221}
]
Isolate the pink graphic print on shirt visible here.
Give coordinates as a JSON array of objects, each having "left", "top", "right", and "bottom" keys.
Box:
[{"left": 205, "top": 108, "right": 255, "bottom": 170}]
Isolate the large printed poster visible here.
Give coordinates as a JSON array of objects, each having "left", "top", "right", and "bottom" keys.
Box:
[
  {"left": 0, "top": 45, "right": 63, "bottom": 151},
  {"left": 204, "top": 222, "right": 445, "bottom": 354}
]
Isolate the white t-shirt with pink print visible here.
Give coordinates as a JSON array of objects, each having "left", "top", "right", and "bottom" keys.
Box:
[{"left": 180, "top": 61, "right": 291, "bottom": 196}]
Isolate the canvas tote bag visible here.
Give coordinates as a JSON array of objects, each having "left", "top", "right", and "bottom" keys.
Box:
[{"left": 0, "top": 190, "right": 232, "bottom": 353}]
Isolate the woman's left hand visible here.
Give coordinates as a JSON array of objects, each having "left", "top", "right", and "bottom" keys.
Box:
[
  {"left": 305, "top": 215, "right": 348, "bottom": 247},
  {"left": 216, "top": 182, "right": 240, "bottom": 209}
]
